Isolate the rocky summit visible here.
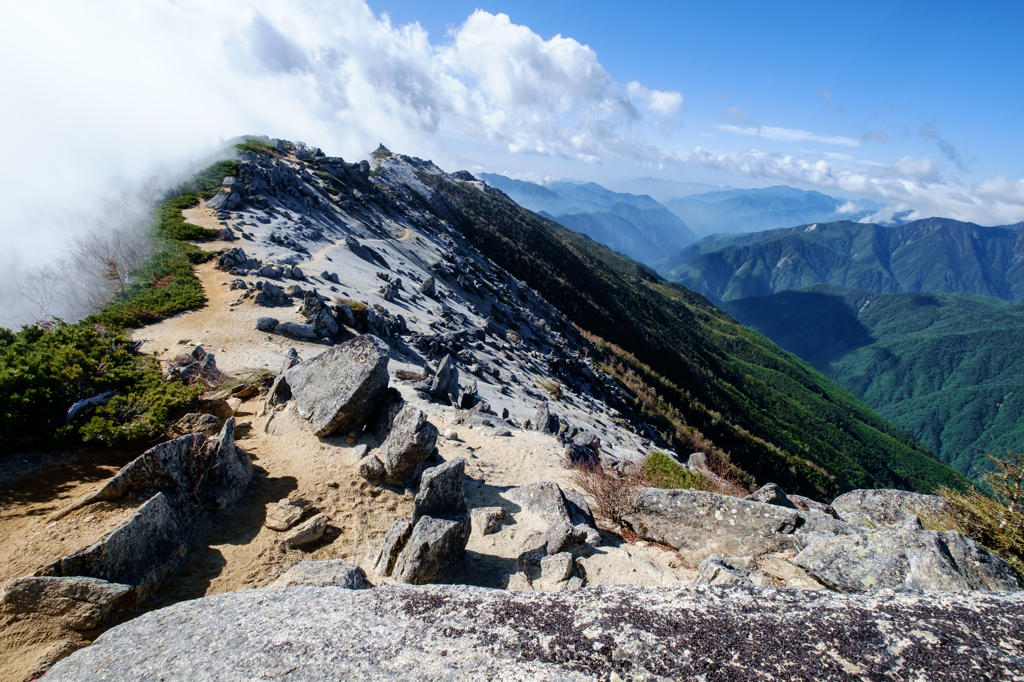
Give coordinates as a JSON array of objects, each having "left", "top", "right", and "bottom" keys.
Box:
[
  {"left": 1, "top": 137, "right": 1021, "bottom": 681},
  {"left": 44, "top": 585, "right": 1024, "bottom": 681}
]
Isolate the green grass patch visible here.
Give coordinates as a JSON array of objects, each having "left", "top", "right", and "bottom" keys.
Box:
[
  {"left": 642, "top": 451, "right": 710, "bottom": 490},
  {"left": 235, "top": 139, "right": 277, "bottom": 156}
]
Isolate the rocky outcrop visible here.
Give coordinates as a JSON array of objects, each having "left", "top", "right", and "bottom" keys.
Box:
[
  {"left": 796, "top": 516, "right": 1023, "bottom": 592},
  {"left": 830, "top": 488, "right": 951, "bottom": 528},
  {"left": 373, "top": 459, "right": 471, "bottom": 584},
  {"left": 282, "top": 334, "right": 390, "bottom": 436},
  {"left": 44, "top": 584, "right": 1024, "bottom": 681},
  {"left": 12, "top": 420, "right": 253, "bottom": 631}
]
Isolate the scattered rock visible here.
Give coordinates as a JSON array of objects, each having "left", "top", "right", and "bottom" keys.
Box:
[
  {"left": 0, "top": 576, "right": 133, "bottom": 630},
  {"left": 270, "top": 560, "right": 370, "bottom": 589},
  {"left": 376, "top": 404, "right": 439, "bottom": 486},
  {"left": 412, "top": 458, "right": 467, "bottom": 522},
  {"left": 621, "top": 488, "right": 804, "bottom": 564},
  {"left": 392, "top": 514, "right": 472, "bottom": 585},
  {"left": 471, "top": 507, "right": 507, "bottom": 536},
  {"left": 744, "top": 483, "right": 797, "bottom": 509},
  {"left": 544, "top": 519, "right": 583, "bottom": 555},
  {"left": 277, "top": 321, "right": 318, "bottom": 340},
  {"left": 693, "top": 555, "right": 754, "bottom": 587},
  {"left": 533, "top": 401, "right": 559, "bottom": 434},
  {"left": 357, "top": 454, "right": 385, "bottom": 481},
  {"left": 443, "top": 429, "right": 459, "bottom": 441},
  {"left": 282, "top": 513, "right": 330, "bottom": 549},
  {"left": 265, "top": 499, "right": 303, "bottom": 531},
  {"left": 166, "top": 412, "right": 220, "bottom": 438},
  {"left": 538, "top": 552, "right": 574, "bottom": 586},
  {"left": 256, "top": 317, "right": 279, "bottom": 332},
  {"left": 418, "top": 276, "right": 436, "bottom": 298}
]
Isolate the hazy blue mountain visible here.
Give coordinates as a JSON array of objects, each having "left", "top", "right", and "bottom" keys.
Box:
[
  {"left": 607, "top": 177, "right": 733, "bottom": 202},
  {"left": 656, "top": 218, "right": 1024, "bottom": 303},
  {"left": 662, "top": 186, "right": 885, "bottom": 237},
  {"left": 478, "top": 173, "right": 697, "bottom": 263},
  {"left": 725, "top": 285, "right": 1024, "bottom": 479}
]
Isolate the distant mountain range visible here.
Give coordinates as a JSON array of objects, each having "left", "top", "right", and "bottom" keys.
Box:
[
  {"left": 479, "top": 173, "right": 697, "bottom": 264},
  {"left": 726, "top": 286, "right": 1024, "bottom": 478},
  {"left": 658, "top": 218, "right": 1024, "bottom": 480},
  {"left": 661, "top": 186, "right": 888, "bottom": 238},
  {"left": 656, "top": 218, "right": 1024, "bottom": 303}
]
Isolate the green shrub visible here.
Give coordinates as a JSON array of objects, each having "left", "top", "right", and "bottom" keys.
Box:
[
  {"left": 642, "top": 451, "right": 709, "bottom": 490},
  {"left": 0, "top": 322, "right": 201, "bottom": 452},
  {"left": 156, "top": 195, "right": 219, "bottom": 241},
  {"left": 235, "top": 139, "right": 276, "bottom": 156}
]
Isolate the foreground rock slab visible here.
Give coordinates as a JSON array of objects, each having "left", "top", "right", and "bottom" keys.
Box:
[{"left": 45, "top": 584, "right": 1024, "bottom": 681}]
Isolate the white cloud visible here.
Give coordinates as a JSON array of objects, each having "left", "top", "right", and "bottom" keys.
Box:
[
  {"left": 676, "top": 147, "right": 1024, "bottom": 225},
  {"left": 0, "top": 2, "right": 684, "bottom": 261},
  {"left": 715, "top": 124, "right": 862, "bottom": 147}
]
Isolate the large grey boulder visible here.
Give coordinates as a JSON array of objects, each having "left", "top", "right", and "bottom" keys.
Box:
[
  {"left": 412, "top": 458, "right": 466, "bottom": 521},
  {"left": 796, "top": 517, "right": 1023, "bottom": 592},
  {"left": 693, "top": 555, "right": 754, "bottom": 587},
  {"left": 284, "top": 335, "right": 390, "bottom": 436},
  {"left": 392, "top": 515, "right": 472, "bottom": 585},
  {"left": 378, "top": 404, "right": 439, "bottom": 486},
  {"left": 830, "top": 489, "right": 951, "bottom": 529},
  {"left": 372, "top": 518, "right": 414, "bottom": 577},
  {"left": 622, "top": 488, "right": 804, "bottom": 563},
  {"left": 505, "top": 481, "right": 572, "bottom": 526},
  {"left": 44, "top": 584, "right": 1024, "bottom": 681},
  {"left": 276, "top": 321, "right": 318, "bottom": 340},
  {"left": 0, "top": 576, "right": 132, "bottom": 630},
  {"left": 270, "top": 560, "right": 370, "bottom": 589}
]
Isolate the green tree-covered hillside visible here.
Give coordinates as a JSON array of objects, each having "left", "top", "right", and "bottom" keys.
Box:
[
  {"left": 418, "top": 174, "right": 969, "bottom": 499},
  {"left": 727, "top": 285, "right": 1024, "bottom": 479}
]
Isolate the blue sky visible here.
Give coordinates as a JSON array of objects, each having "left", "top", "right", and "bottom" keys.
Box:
[
  {"left": 3, "top": 0, "right": 1024, "bottom": 259},
  {"left": 377, "top": 1, "right": 1020, "bottom": 173},
  {"left": 368, "top": 0, "right": 1023, "bottom": 192}
]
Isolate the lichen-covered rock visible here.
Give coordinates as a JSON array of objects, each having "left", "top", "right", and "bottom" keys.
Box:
[
  {"left": 165, "top": 412, "right": 221, "bottom": 438},
  {"left": 744, "top": 483, "right": 797, "bottom": 509},
  {"left": 357, "top": 454, "right": 385, "bottom": 481},
  {"left": 270, "top": 560, "right": 369, "bottom": 589},
  {"left": 830, "top": 489, "right": 951, "bottom": 529},
  {"left": 392, "top": 515, "right": 472, "bottom": 585},
  {"left": 622, "top": 488, "right": 803, "bottom": 564},
  {"left": 284, "top": 335, "right": 390, "bottom": 437},
  {"left": 795, "top": 517, "right": 1023, "bottom": 592},
  {"left": 276, "top": 321, "right": 318, "bottom": 340},
  {"left": 0, "top": 576, "right": 133, "bottom": 630},
  {"left": 44, "top": 584, "right": 1024, "bottom": 681}
]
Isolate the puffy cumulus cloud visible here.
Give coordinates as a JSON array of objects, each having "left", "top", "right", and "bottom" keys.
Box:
[
  {"left": 0, "top": 1, "right": 683, "bottom": 261},
  {"left": 674, "top": 146, "right": 1024, "bottom": 225},
  {"left": 626, "top": 82, "right": 685, "bottom": 134}
]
